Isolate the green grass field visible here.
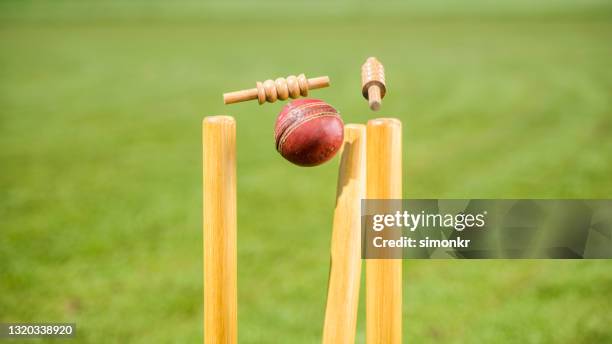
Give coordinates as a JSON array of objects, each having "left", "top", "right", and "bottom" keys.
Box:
[{"left": 1, "top": 1, "right": 612, "bottom": 343}]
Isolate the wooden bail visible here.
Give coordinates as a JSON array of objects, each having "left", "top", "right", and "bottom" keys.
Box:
[
  {"left": 361, "top": 57, "right": 387, "bottom": 111},
  {"left": 223, "top": 74, "right": 330, "bottom": 105}
]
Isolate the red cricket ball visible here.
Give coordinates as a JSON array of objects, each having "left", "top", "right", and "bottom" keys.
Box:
[{"left": 274, "top": 98, "right": 344, "bottom": 167}]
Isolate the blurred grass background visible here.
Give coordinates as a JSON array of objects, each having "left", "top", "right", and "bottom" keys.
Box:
[{"left": 1, "top": 0, "right": 611, "bottom": 343}]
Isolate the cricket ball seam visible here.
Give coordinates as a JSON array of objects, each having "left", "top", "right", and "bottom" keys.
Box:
[
  {"left": 274, "top": 102, "right": 337, "bottom": 140},
  {"left": 277, "top": 113, "right": 343, "bottom": 153}
]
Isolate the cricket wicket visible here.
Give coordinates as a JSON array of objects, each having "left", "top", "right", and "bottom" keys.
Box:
[
  {"left": 322, "top": 124, "right": 367, "bottom": 344},
  {"left": 203, "top": 116, "right": 237, "bottom": 344},
  {"left": 202, "top": 116, "right": 403, "bottom": 343},
  {"left": 366, "top": 118, "right": 403, "bottom": 344}
]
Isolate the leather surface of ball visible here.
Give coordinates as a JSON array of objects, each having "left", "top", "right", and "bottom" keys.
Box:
[{"left": 274, "top": 98, "right": 344, "bottom": 167}]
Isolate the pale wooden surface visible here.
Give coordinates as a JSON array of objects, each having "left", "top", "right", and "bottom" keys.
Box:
[
  {"left": 223, "top": 74, "right": 330, "bottom": 104},
  {"left": 366, "top": 118, "right": 402, "bottom": 344},
  {"left": 322, "top": 124, "right": 366, "bottom": 344},
  {"left": 361, "top": 57, "right": 386, "bottom": 111},
  {"left": 203, "top": 116, "right": 237, "bottom": 344},
  {"left": 367, "top": 85, "right": 382, "bottom": 111}
]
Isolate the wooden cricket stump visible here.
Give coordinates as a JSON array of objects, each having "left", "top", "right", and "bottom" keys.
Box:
[
  {"left": 223, "top": 74, "right": 330, "bottom": 105},
  {"left": 361, "top": 57, "right": 386, "bottom": 111},
  {"left": 366, "top": 118, "right": 402, "bottom": 344},
  {"left": 322, "top": 124, "right": 366, "bottom": 344},
  {"left": 203, "top": 116, "right": 237, "bottom": 344}
]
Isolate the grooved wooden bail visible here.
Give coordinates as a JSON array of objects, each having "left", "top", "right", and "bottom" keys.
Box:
[
  {"left": 223, "top": 74, "right": 330, "bottom": 105},
  {"left": 361, "top": 57, "right": 386, "bottom": 111}
]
